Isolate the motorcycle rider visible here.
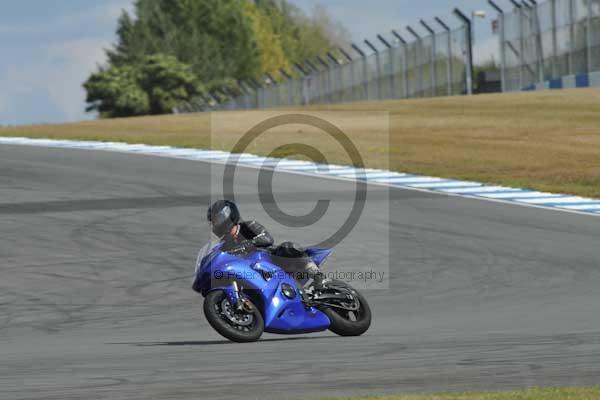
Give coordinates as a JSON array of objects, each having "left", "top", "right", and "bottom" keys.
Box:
[{"left": 206, "top": 199, "right": 324, "bottom": 288}]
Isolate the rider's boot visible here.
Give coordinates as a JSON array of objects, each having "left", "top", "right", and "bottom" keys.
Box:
[{"left": 306, "top": 261, "right": 325, "bottom": 291}]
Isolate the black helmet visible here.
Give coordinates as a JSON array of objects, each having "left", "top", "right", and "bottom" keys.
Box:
[{"left": 207, "top": 200, "right": 240, "bottom": 237}]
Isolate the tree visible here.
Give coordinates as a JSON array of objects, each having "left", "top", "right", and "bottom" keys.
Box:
[
  {"left": 84, "top": 65, "right": 148, "bottom": 118},
  {"left": 84, "top": 54, "right": 204, "bottom": 118},
  {"left": 106, "top": 0, "right": 261, "bottom": 87},
  {"left": 244, "top": 1, "right": 290, "bottom": 77},
  {"left": 257, "top": 1, "right": 349, "bottom": 74},
  {"left": 139, "top": 54, "right": 206, "bottom": 114},
  {"left": 84, "top": 0, "right": 349, "bottom": 117},
  {"left": 106, "top": 0, "right": 348, "bottom": 83}
]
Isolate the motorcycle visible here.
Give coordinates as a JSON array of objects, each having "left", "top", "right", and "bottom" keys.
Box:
[{"left": 192, "top": 242, "right": 372, "bottom": 342}]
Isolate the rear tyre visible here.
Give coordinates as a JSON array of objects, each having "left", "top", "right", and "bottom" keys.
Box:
[
  {"left": 321, "top": 281, "right": 371, "bottom": 336},
  {"left": 203, "top": 290, "right": 264, "bottom": 343}
]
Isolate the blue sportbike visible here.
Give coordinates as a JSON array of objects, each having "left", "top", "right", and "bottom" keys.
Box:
[{"left": 192, "top": 242, "right": 372, "bottom": 342}]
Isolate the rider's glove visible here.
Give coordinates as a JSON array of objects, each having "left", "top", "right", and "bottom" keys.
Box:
[{"left": 224, "top": 240, "right": 253, "bottom": 256}]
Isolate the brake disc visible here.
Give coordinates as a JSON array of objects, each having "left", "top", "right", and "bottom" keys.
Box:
[{"left": 221, "top": 298, "right": 254, "bottom": 326}]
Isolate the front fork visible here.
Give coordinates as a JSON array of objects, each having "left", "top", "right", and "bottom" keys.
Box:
[{"left": 222, "top": 281, "right": 254, "bottom": 313}]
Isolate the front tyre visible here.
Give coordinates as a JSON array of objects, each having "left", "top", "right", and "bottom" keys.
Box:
[
  {"left": 321, "top": 281, "right": 371, "bottom": 337},
  {"left": 203, "top": 290, "right": 264, "bottom": 343}
]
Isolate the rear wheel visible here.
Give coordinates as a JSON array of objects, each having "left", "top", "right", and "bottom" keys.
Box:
[
  {"left": 203, "top": 290, "right": 264, "bottom": 343},
  {"left": 321, "top": 280, "right": 371, "bottom": 336}
]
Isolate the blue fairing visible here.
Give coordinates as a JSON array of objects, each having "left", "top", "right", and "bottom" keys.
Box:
[
  {"left": 193, "top": 244, "right": 331, "bottom": 334},
  {"left": 304, "top": 247, "right": 333, "bottom": 266}
]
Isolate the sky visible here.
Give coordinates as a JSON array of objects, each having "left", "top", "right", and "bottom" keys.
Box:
[{"left": 0, "top": 0, "right": 503, "bottom": 126}]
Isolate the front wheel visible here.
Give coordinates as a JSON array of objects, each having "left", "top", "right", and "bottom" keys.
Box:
[
  {"left": 203, "top": 290, "right": 264, "bottom": 343},
  {"left": 321, "top": 280, "right": 371, "bottom": 337}
]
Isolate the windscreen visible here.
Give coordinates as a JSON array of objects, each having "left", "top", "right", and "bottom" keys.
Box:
[{"left": 194, "top": 241, "right": 218, "bottom": 275}]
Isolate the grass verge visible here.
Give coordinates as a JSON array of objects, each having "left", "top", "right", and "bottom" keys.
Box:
[
  {"left": 322, "top": 387, "right": 600, "bottom": 400},
  {"left": 1, "top": 88, "right": 599, "bottom": 198}
]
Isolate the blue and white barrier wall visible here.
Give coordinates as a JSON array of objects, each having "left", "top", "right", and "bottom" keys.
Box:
[{"left": 522, "top": 71, "right": 600, "bottom": 91}]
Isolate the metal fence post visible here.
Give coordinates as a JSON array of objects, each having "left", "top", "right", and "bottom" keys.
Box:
[
  {"left": 435, "top": 17, "right": 453, "bottom": 95},
  {"left": 512, "top": 0, "right": 526, "bottom": 87},
  {"left": 198, "top": 94, "right": 211, "bottom": 111},
  {"left": 364, "top": 39, "right": 381, "bottom": 100},
  {"left": 325, "top": 55, "right": 337, "bottom": 103},
  {"left": 225, "top": 86, "right": 239, "bottom": 110},
  {"left": 293, "top": 63, "right": 309, "bottom": 105},
  {"left": 392, "top": 30, "right": 409, "bottom": 98},
  {"left": 241, "top": 80, "right": 255, "bottom": 109},
  {"left": 453, "top": 8, "right": 474, "bottom": 95},
  {"left": 256, "top": 88, "right": 263, "bottom": 109},
  {"left": 339, "top": 47, "right": 354, "bottom": 102},
  {"left": 550, "top": 0, "right": 558, "bottom": 78},
  {"left": 420, "top": 20, "right": 438, "bottom": 95},
  {"left": 406, "top": 26, "right": 423, "bottom": 96},
  {"left": 327, "top": 51, "right": 343, "bottom": 103},
  {"left": 316, "top": 56, "right": 331, "bottom": 103},
  {"left": 236, "top": 80, "right": 249, "bottom": 109},
  {"left": 304, "top": 59, "right": 320, "bottom": 104},
  {"left": 587, "top": 0, "right": 593, "bottom": 73},
  {"left": 519, "top": 1, "right": 531, "bottom": 80},
  {"left": 568, "top": 0, "right": 575, "bottom": 74},
  {"left": 248, "top": 78, "right": 261, "bottom": 108},
  {"left": 279, "top": 68, "right": 294, "bottom": 106},
  {"left": 201, "top": 94, "right": 212, "bottom": 111},
  {"left": 211, "top": 93, "right": 223, "bottom": 111},
  {"left": 377, "top": 34, "right": 395, "bottom": 99},
  {"left": 264, "top": 72, "right": 277, "bottom": 108},
  {"left": 322, "top": 56, "right": 334, "bottom": 103},
  {"left": 507, "top": 1, "right": 523, "bottom": 88},
  {"left": 208, "top": 91, "right": 221, "bottom": 111},
  {"left": 527, "top": 0, "right": 545, "bottom": 82},
  {"left": 523, "top": 0, "right": 544, "bottom": 83},
  {"left": 351, "top": 43, "right": 368, "bottom": 101},
  {"left": 176, "top": 2, "right": 559, "bottom": 112},
  {"left": 234, "top": 81, "right": 244, "bottom": 109},
  {"left": 488, "top": 1, "right": 506, "bottom": 92}
]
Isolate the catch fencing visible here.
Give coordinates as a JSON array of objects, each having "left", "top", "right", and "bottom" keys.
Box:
[
  {"left": 176, "top": 10, "right": 473, "bottom": 112},
  {"left": 493, "top": 0, "right": 600, "bottom": 91}
]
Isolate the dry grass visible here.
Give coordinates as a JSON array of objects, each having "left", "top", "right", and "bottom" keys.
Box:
[
  {"left": 2, "top": 88, "right": 600, "bottom": 197},
  {"left": 323, "top": 387, "right": 600, "bottom": 400}
]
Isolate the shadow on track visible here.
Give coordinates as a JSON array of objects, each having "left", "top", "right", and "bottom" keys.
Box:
[{"left": 110, "top": 335, "right": 338, "bottom": 346}]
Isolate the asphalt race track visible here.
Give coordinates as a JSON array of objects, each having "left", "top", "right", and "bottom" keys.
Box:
[{"left": 2, "top": 145, "right": 600, "bottom": 400}]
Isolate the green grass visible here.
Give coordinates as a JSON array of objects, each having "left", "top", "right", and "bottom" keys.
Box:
[
  {"left": 322, "top": 387, "right": 600, "bottom": 400},
  {"left": 2, "top": 88, "right": 600, "bottom": 198}
]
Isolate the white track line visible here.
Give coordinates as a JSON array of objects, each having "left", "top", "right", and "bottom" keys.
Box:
[{"left": 1, "top": 136, "right": 598, "bottom": 219}]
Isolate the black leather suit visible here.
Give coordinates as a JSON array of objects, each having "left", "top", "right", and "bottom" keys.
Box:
[
  {"left": 221, "top": 220, "right": 274, "bottom": 252},
  {"left": 222, "top": 221, "right": 322, "bottom": 286}
]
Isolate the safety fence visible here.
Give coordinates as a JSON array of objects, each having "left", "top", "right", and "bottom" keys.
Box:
[
  {"left": 493, "top": 0, "right": 600, "bottom": 91},
  {"left": 176, "top": 9, "right": 473, "bottom": 112}
]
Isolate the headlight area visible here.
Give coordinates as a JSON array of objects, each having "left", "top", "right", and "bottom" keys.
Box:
[
  {"left": 281, "top": 283, "right": 297, "bottom": 299},
  {"left": 251, "top": 263, "right": 273, "bottom": 281}
]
